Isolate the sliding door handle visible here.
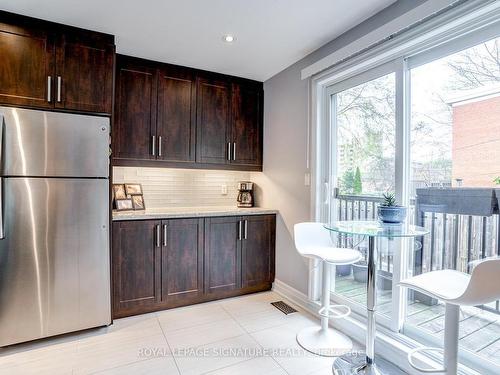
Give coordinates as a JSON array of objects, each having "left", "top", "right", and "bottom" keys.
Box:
[
  {"left": 152, "top": 136, "right": 156, "bottom": 156},
  {"left": 155, "top": 225, "right": 160, "bottom": 248},
  {"left": 163, "top": 224, "right": 167, "bottom": 247},
  {"left": 47, "top": 76, "right": 52, "bottom": 102},
  {"left": 0, "top": 177, "right": 3, "bottom": 239},
  {"left": 57, "top": 76, "right": 62, "bottom": 102}
]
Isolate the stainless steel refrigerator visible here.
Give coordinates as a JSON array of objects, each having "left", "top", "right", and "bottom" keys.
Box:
[{"left": 0, "top": 106, "right": 111, "bottom": 346}]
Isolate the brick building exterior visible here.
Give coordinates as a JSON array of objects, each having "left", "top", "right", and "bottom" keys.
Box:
[{"left": 450, "top": 91, "right": 500, "bottom": 187}]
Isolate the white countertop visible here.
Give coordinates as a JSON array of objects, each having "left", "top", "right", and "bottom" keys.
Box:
[{"left": 112, "top": 206, "right": 278, "bottom": 221}]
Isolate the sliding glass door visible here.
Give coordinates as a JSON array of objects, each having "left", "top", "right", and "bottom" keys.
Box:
[
  {"left": 405, "top": 36, "right": 500, "bottom": 371},
  {"left": 327, "top": 64, "right": 398, "bottom": 323},
  {"left": 324, "top": 33, "right": 500, "bottom": 373}
]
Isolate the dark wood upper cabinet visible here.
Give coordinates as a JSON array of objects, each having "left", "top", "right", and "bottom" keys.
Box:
[
  {"left": 0, "top": 19, "right": 54, "bottom": 108},
  {"left": 196, "top": 77, "right": 231, "bottom": 165},
  {"left": 204, "top": 216, "right": 241, "bottom": 294},
  {"left": 113, "top": 57, "right": 157, "bottom": 161},
  {"left": 157, "top": 66, "right": 196, "bottom": 162},
  {"left": 0, "top": 11, "right": 114, "bottom": 114},
  {"left": 231, "top": 83, "right": 263, "bottom": 167},
  {"left": 241, "top": 215, "right": 276, "bottom": 288},
  {"left": 112, "top": 54, "right": 263, "bottom": 171},
  {"left": 55, "top": 32, "right": 114, "bottom": 113},
  {"left": 112, "top": 220, "right": 161, "bottom": 318},
  {"left": 161, "top": 218, "right": 203, "bottom": 304}
]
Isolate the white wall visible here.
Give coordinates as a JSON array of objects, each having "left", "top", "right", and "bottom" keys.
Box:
[{"left": 253, "top": 0, "right": 434, "bottom": 295}]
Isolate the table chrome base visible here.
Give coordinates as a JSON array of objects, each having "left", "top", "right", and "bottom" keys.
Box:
[{"left": 333, "top": 352, "right": 403, "bottom": 375}]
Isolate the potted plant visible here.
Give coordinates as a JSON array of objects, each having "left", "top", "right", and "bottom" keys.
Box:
[
  {"left": 377, "top": 192, "right": 407, "bottom": 224},
  {"left": 336, "top": 264, "right": 352, "bottom": 277},
  {"left": 352, "top": 260, "right": 368, "bottom": 283}
]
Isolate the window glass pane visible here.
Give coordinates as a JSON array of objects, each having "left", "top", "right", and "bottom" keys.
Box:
[
  {"left": 406, "top": 36, "right": 500, "bottom": 368},
  {"left": 332, "top": 72, "right": 396, "bottom": 317},
  {"left": 336, "top": 73, "right": 396, "bottom": 196}
]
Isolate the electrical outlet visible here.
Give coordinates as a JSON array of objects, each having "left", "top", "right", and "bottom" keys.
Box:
[{"left": 221, "top": 184, "right": 228, "bottom": 195}]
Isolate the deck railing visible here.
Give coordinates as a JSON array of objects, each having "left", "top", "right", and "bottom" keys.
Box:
[{"left": 333, "top": 189, "right": 500, "bottom": 314}]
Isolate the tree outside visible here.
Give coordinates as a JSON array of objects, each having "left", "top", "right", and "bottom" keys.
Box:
[{"left": 335, "top": 37, "right": 500, "bottom": 197}]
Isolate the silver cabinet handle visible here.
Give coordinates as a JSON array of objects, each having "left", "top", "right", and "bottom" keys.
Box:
[
  {"left": 163, "top": 224, "right": 167, "bottom": 247},
  {"left": 238, "top": 220, "right": 242, "bottom": 241},
  {"left": 57, "top": 76, "right": 62, "bottom": 102},
  {"left": 156, "top": 225, "right": 160, "bottom": 247},
  {"left": 47, "top": 76, "right": 52, "bottom": 102},
  {"left": 158, "top": 136, "right": 162, "bottom": 157},
  {"left": 233, "top": 142, "right": 236, "bottom": 161},
  {"left": 152, "top": 135, "right": 156, "bottom": 156},
  {"left": 227, "top": 142, "right": 232, "bottom": 161},
  {"left": 244, "top": 219, "right": 248, "bottom": 240}
]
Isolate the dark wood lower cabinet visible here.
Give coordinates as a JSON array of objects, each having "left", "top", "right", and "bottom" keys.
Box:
[
  {"left": 161, "top": 218, "right": 204, "bottom": 305},
  {"left": 204, "top": 216, "right": 241, "bottom": 294},
  {"left": 112, "top": 220, "right": 161, "bottom": 318},
  {"left": 242, "top": 215, "right": 276, "bottom": 288},
  {"left": 112, "top": 214, "right": 276, "bottom": 318}
]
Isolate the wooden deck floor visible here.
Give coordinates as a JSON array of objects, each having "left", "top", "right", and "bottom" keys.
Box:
[{"left": 335, "top": 276, "right": 500, "bottom": 365}]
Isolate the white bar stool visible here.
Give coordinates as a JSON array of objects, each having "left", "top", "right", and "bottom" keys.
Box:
[
  {"left": 399, "top": 257, "right": 500, "bottom": 374},
  {"left": 294, "top": 222, "right": 362, "bottom": 357}
]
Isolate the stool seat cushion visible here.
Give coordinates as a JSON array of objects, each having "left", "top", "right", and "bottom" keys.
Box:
[
  {"left": 400, "top": 270, "right": 470, "bottom": 302},
  {"left": 301, "top": 246, "right": 362, "bottom": 265}
]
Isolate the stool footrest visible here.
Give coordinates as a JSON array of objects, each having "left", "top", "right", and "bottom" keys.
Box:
[
  {"left": 408, "top": 347, "right": 446, "bottom": 373},
  {"left": 318, "top": 304, "right": 350, "bottom": 319}
]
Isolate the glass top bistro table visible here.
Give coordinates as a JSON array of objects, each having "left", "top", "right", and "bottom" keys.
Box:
[{"left": 324, "top": 220, "right": 428, "bottom": 375}]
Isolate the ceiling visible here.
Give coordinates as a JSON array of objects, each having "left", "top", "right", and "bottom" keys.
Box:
[{"left": 0, "top": 0, "right": 396, "bottom": 81}]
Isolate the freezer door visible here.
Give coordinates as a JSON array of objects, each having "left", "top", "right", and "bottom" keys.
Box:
[
  {"left": 0, "top": 107, "right": 109, "bottom": 177},
  {"left": 0, "top": 178, "right": 111, "bottom": 346}
]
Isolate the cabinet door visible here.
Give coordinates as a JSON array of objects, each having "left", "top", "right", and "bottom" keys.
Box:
[
  {"left": 0, "top": 21, "right": 54, "bottom": 108},
  {"left": 161, "top": 218, "right": 203, "bottom": 304},
  {"left": 55, "top": 33, "right": 114, "bottom": 113},
  {"left": 112, "top": 220, "right": 161, "bottom": 317},
  {"left": 241, "top": 215, "right": 276, "bottom": 288},
  {"left": 196, "top": 77, "right": 231, "bottom": 164},
  {"left": 157, "top": 67, "right": 196, "bottom": 162},
  {"left": 204, "top": 216, "right": 241, "bottom": 294},
  {"left": 231, "top": 84, "right": 263, "bottom": 167},
  {"left": 113, "top": 58, "right": 157, "bottom": 161}
]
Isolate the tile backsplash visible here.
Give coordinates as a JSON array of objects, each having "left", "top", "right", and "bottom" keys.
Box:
[{"left": 113, "top": 167, "right": 251, "bottom": 208}]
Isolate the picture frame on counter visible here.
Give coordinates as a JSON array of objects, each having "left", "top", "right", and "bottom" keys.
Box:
[
  {"left": 125, "top": 183, "right": 143, "bottom": 196},
  {"left": 131, "top": 195, "right": 145, "bottom": 210},
  {"left": 115, "top": 199, "right": 134, "bottom": 211},
  {"left": 112, "top": 184, "right": 127, "bottom": 200}
]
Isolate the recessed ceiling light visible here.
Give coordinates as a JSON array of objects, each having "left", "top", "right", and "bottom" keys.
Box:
[{"left": 222, "top": 34, "right": 235, "bottom": 43}]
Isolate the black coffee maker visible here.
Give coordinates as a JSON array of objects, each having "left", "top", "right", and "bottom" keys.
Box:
[{"left": 237, "top": 182, "right": 254, "bottom": 208}]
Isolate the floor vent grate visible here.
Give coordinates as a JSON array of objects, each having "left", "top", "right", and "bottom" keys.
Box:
[{"left": 271, "top": 301, "right": 297, "bottom": 315}]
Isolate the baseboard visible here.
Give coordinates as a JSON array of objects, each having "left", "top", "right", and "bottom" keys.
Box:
[
  {"left": 272, "top": 279, "right": 318, "bottom": 313},
  {"left": 271, "top": 279, "right": 483, "bottom": 375}
]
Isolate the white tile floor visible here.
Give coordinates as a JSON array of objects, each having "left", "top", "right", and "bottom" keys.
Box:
[{"left": 0, "top": 291, "right": 363, "bottom": 375}]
